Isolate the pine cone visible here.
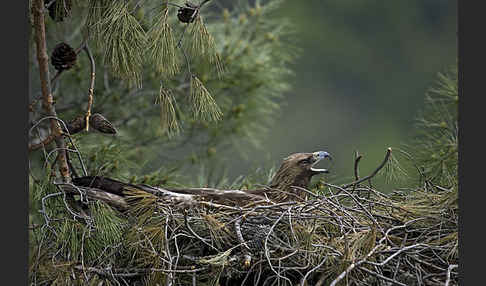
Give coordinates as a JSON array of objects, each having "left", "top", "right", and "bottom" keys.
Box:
[
  {"left": 90, "top": 113, "right": 117, "bottom": 134},
  {"left": 177, "top": 2, "right": 199, "bottom": 23},
  {"left": 51, "top": 42, "right": 77, "bottom": 71},
  {"left": 46, "top": 0, "right": 72, "bottom": 22}
]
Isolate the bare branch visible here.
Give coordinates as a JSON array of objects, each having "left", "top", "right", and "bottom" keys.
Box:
[
  {"left": 342, "top": 147, "right": 392, "bottom": 188},
  {"left": 32, "top": 0, "right": 70, "bottom": 182}
]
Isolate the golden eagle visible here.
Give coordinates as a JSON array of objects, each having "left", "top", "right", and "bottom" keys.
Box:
[{"left": 72, "top": 151, "right": 332, "bottom": 205}]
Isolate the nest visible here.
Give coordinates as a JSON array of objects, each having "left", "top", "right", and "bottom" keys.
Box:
[
  {"left": 30, "top": 178, "right": 456, "bottom": 285},
  {"left": 30, "top": 150, "right": 458, "bottom": 285},
  {"left": 119, "top": 186, "right": 457, "bottom": 285}
]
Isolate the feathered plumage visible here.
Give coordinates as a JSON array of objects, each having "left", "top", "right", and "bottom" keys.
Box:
[
  {"left": 263, "top": 151, "right": 332, "bottom": 201},
  {"left": 72, "top": 151, "right": 332, "bottom": 206}
]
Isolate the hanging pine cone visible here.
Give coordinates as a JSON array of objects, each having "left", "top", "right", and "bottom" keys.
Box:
[
  {"left": 51, "top": 42, "right": 77, "bottom": 71},
  {"left": 90, "top": 113, "right": 117, "bottom": 134},
  {"left": 177, "top": 2, "right": 199, "bottom": 23},
  {"left": 46, "top": 0, "right": 72, "bottom": 22}
]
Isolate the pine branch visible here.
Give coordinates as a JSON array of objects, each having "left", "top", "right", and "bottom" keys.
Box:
[
  {"left": 147, "top": 6, "right": 180, "bottom": 77},
  {"left": 97, "top": 1, "right": 147, "bottom": 87},
  {"left": 190, "top": 75, "right": 222, "bottom": 122},
  {"left": 157, "top": 86, "right": 180, "bottom": 137},
  {"left": 32, "top": 0, "right": 70, "bottom": 182},
  {"left": 188, "top": 16, "right": 225, "bottom": 77}
]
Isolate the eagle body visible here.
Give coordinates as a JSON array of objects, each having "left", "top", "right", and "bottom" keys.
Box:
[{"left": 72, "top": 151, "right": 331, "bottom": 206}]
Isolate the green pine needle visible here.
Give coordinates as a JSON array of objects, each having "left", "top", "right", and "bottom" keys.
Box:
[
  {"left": 147, "top": 7, "right": 179, "bottom": 77},
  {"left": 413, "top": 67, "right": 458, "bottom": 186},
  {"left": 190, "top": 75, "right": 223, "bottom": 122},
  {"left": 383, "top": 151, "right": 409, "bottom": 183},
  {"left": 156, "top": 85, "right": 180, "bottom": 137},
  {"left": 188, "top": 16, "right": 225, "bottom": 77},
  {"left": 96, "top": 1, "right": 146, "bottom": 88},
  {"left": 86, "top": 0, "right": 115, "bottom": 33}
]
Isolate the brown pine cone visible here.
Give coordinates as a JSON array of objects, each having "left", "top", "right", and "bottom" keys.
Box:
[
  {"left": 51, "top": 42, "right": 77, "bottom": 71},
  {"left": 177, "top": 2, "right": 199, "bottom": 23},
  {"left": 90, "top": 113, "right": 117, "bottom": 134},
  {"left": 46, "top": 0, "right": 72, "bottom": 22}
]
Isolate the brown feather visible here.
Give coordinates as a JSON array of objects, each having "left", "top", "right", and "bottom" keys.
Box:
[{"left": 265, "top": 152, "right": 327, "bottom": 202}]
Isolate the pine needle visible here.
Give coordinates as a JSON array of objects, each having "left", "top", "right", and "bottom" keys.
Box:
[
  {"left": 190, "top": 75, "right": 223, "bottom": 122},
  {"left": 86, "top": 0, "right": 115, "bottom": 33},
  {"left": 188, "top": 16, "right": 225, "bottom": 77},
  {"left": 383, "top": 151, "right": 409, "bottom": 183},
  {"left": 155, "top": 85, "right": 180, "bottom": 137},
  {"left": 412, "top": 67, "right": 458, "bottom": 186},
  {"left": 147, "top": 7, "right": 179, "bottom": 77},
  {"left": 96, "top": 1, "right": 147, "bottom": 87}
]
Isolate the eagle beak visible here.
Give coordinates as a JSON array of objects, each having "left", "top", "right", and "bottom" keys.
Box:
[
  {"left": 314, "top": 151, "right": 331, "bottom": 161},
  {"left": 310, "top": 151, "right": 332, "bottom": 174}
]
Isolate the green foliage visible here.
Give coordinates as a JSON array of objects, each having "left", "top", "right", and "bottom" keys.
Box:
[
  {"left": 147, "top": 6, "right": 180, "bottom": 78},
  {"left": 75, "top": 140, "right": 138, "bottom": 179},
  {"left": 156, "top": 86, "right": 180, "bottom": 137},
  {"left": 187, "top": 16, "right": 225, "bottom": 77},
  {"left": 411, "top": 66, "right": 458, "bottom": 188},
  {"left": 94, "top": 1, "right": 147, "bottom": 87},
  {"left": 190, "top": 75, "right": 223, "bottom": 122}
]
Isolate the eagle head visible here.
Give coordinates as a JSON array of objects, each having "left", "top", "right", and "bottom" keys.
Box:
[{"left": 268, "top": 151, "right": 332, "bottom": 201}]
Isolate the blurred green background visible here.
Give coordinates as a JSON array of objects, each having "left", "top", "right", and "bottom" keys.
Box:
[{"left": 223, "top": 0, "right": 457, "bottom": 188}]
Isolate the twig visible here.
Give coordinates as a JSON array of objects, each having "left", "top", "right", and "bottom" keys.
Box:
[
  {"left": 164, "top": 214, "right": 175, "bottom": 286},
  {"left": 39, "top": 192, "right": 63, "bottom": 226},
  {"left": 444, "top": 264, "right": 458, "bottom": 286},
  {"left": 364, "top": 244, "right": 428, "bottom": 267},
  {"left": 176, "top": 23, "right": 190, "bottom": 49},
  {"left": 264, "top": 211, "right": 293, "bottom": 285},
  {"left": 329, "top": 219, "right": 425, "bottom": 286},
  {"left": 354, "top": 151, "right": 362, "bottom": 181},
  {"left": 358, "top": 266, "right": 407, "bottom": 286},
  {"left": 184, "top": 210, "right": 219, "bottom": 251},
  {"left": 83, "top": 44, "right": 96, "bottom": 131},
  {"left": 300, "top": 256, "right": 327, "bottom": 286},
  {"left": 342, "top": 148, "right": 392, "bottom": 189},
  {"left": 73, "top": 266, "right": 206, "bottom": 277}
]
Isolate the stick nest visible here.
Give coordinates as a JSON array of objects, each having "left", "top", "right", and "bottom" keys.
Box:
[{"left": 31, "top": 173, "right": 458, "bottom": 286}]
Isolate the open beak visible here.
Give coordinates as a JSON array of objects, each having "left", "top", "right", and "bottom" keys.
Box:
[{"left": 310, "top": 151, "right": 332, "bottom": 173}]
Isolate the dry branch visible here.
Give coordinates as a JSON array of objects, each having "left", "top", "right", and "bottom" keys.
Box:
[
  {"left": 32, "top": 0, "right": 70, "bottom": 181},
  {"left": 83, "top": 44, "right": 95, "bottom": 131},
  {"left": 342, "top": 147, "right": 392, "bottom": 188}
]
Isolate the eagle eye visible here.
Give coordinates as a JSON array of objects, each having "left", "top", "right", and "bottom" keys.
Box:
[{"left": 299, "top": 158, "right": 311, "bottom": 164}]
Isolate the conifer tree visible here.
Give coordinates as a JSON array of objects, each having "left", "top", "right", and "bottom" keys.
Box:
[{"left": 28, "top": 1, "right": 458, "bottom": 285}]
